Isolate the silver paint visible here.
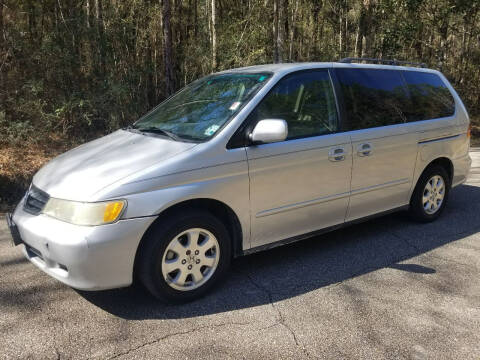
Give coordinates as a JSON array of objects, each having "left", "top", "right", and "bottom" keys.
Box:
[{"left": 250, "top": 119, "right": 288, "bottom": 144}]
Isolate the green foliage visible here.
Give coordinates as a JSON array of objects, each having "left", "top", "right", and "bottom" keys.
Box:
[{"left": 0, "top": 0, "right": 479, "bottom": 145}]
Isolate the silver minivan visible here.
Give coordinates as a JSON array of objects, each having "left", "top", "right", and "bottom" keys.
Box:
[{"left": 7, "top": 59, "right": 471, "bottom": 302}]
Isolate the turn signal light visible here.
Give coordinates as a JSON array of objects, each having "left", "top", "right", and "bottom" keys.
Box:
[{"left": 103, "top": 201, "right": 125, "bottom": 223}]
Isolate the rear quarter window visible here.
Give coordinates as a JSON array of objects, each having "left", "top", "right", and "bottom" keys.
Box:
[
  {"left": 402, "top": 71, "right": 455, "bottom": 122},
  {"left": 336, "top": 68, "right": 410, "bottom": 130}
]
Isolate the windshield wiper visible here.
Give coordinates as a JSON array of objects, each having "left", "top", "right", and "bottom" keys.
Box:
[{"left": 126, "top": 125, "right": 180, "bottom": 141}]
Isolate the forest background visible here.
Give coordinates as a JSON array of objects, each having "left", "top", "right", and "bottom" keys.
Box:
[{"left": 0, "top": 0, "right": 479, "bottom": 209}]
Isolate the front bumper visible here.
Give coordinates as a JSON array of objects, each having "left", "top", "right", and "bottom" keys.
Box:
[
  {"left": 6, "top": 212, "right": 23, "bottom": 246},
  {"left": 12, "top": 203, "right": 156, "bottom": 290}
]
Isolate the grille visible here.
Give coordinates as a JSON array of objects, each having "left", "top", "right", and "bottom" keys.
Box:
[{"left": 23, "top": 185, "right": 50, "bottom": 215}]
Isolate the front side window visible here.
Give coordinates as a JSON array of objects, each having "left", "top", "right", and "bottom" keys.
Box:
[
  {"left": 133, "top": 72, "right": 272, "bottom": 141},
  {"left": 336, "top": 68, "right": 410, "bottom": 130},
  {"left": 402, "top": 71, "right": 455, "bottom": 122},
  {"left": 249, "top": 70, "right": 338, "bottom": 140}
]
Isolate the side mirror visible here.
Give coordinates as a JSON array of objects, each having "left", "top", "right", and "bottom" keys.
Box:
[{"left": 249, "top": 119, "right": 288, "bottom": 145}]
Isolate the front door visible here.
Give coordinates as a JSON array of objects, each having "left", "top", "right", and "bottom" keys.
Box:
[{"left": 245, "top": 69, "right": 353, "bottom": 249}]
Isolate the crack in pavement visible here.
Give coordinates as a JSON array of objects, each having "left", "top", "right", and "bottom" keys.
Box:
[
  {"left": 238, "top": 268, "right": 315, "bottom": 359},
  {"left": 106, "top": 321, "right": 251, "bottom": 359},
  {"left": 107, "top": 231, "right": 460, "bottom": 360},
  {"left": 54, "top": 347, "right": 61, "bottom": 360},
  {"left": 240, "top": 323, "right": 283, "bottom": 348}
]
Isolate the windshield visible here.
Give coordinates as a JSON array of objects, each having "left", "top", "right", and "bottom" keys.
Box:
[{"left": 132, "top": 72, "right": 272, "bottom": 141}]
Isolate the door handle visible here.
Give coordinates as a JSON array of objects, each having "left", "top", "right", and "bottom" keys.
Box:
[
  {"left": 328, "top": 147, "right": 346, "bottom": 162},
  {"left": 357, "top": 143, "right": 372, "bottom": 157}
]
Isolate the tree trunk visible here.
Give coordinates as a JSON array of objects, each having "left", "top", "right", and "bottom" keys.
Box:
[
  {"left": 0, "top": 1, "right": 4, "bottom": 55},
  {"left": 344, "top": 3, "right": 348, "bottom": 56},
  {"left": 28, "top": 0, "right": 37, "bottom": 40},
  {"left": 194, "top": 0, "right": 198, "bottom": 37},
  {"left": 206, "top": 0, "right": 211, "bottom": 45},
  {"left": 211, "top": 0, "right": 217, "bottom": 70},
  {"left": 94, "top": 0, "right": 100, "bottom": 28},
  {"left": 279, "top": 0, "right": 285, "bottom": 63},
  {"left": 288, "top": 0, "right": 299, "bottom": 61},
  {"left": 86, "top": 0, "right": 90, "bottom": 28},
  {"left": 414, "top": 22, "right": 423, "bottom": 60},
  {"left": 339, "top": 10, "right": 343, "bottom": 57},
  {"left": 94, "top": 0, "right": 105, "bottom": 73},
  {"left": 273, "top": 0, "right": 285, "bottom": 63},
  {"left": 355, "top": 1, "right": 366, "bottom": 58},
  {"left": 273, "top": 0, "right": 279, "bottom": 62},
  {"left": 162, "top": 0, "right": 175, "bottom": 95},
  {"left": 438, "top": 17, "right": 449, "bottom": 71},
  {"left": 338, "top": 1, "right": 348, "bottom": 57},
  {"left": 362, "top": 0, "right": 375, "bottom": 58},
  {"left": 0, "top": 0, "right": 6, "bottom": 118}
]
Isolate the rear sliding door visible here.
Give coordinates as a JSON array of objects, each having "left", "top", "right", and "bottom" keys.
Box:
[{"left": 334, "top": 67, "right": 419, "bottom": 221}]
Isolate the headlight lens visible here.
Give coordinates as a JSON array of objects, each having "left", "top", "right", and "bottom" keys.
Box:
[{"left": 42, "top": 198, "right": 126, "bottom": 226}]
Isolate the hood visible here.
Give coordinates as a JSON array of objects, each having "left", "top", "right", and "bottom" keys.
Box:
[{"left": 33, "top": 130, "right": 197, "bottom": 201}]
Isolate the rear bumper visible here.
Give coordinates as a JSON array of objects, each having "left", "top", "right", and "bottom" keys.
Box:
[
  {"left": 12, "top": 202, "right": 156, "bottom": 290},
  {"left": 452, "top": 152, "right": 472, "bottom": 187}
]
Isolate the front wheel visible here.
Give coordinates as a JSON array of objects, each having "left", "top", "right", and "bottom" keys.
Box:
[
  {"left": 409, "top": 165, "right": 450, "bottom": 222},
  {"left": 137, "top": 210, "right": 231, "bottom": 303}
]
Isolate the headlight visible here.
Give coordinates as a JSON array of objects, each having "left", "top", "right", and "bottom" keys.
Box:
[{"left": 42, "top": 198, "right": 126, "bottom": 226}]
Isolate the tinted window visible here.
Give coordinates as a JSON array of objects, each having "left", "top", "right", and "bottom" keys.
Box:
[
  {"left": 250, "top": 70, "right": 338, "bottom": 140},
  {"left": 336, "top": 68, "right": 410, "bottom": 130},
  {"left": 402, "top": 71, "right": 455, "bottom": 121}
]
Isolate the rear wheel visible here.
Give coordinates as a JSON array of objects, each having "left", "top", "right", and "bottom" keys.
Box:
[
  {"left": 409, "top": 165, "right": 450, "bottom": 222},
  {"left": 138, "top": 210, "right": 231, "bottom": 303}
]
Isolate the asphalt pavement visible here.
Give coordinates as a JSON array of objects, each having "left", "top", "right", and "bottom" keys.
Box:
[{"left": 1, "top": 151, "right": 479, "bottom": 359}]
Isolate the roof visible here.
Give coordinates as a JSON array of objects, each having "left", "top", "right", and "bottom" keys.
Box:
[
  {"left": 219, "top": 62, "right": 439, "bottom": 77},
  {"left": 220, "top": 62, "right": 332, "bottom": 74}
]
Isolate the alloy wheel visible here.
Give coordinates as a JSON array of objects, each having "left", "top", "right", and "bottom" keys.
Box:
[
  {"left": 161, "top": 228, "right": 220, "bottom": 291},
  {"left": 422, "top": 175, "right": 445, "bottom": 215}
]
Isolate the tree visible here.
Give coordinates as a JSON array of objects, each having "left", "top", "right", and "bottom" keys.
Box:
[
  {"left": 211, "top": 0, "right": 217, "bottom": 70},
  {"left": 273, "top": 0, "right": 285, "bottom": 63},
  {"left": 162, "top": 0, "right": 175, "bottom": 95},
  {"left": 0, "top": 0, "right": 479, "bottom": 146}
]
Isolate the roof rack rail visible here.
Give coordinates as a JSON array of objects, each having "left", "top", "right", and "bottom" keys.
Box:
[{"left": 339, "top": 57, "right": 426, "bottom": 68}]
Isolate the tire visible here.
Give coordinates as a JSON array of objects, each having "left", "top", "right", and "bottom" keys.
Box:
[
  {"left": 409, "top": 165, "right": 450, "bottom": 222},
  {"left": 137, "top": 209, "right": 231, "bottom": 303}
]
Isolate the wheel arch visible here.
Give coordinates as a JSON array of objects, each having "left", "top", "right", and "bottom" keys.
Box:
[
  {"left": 421, "top": 157, "right": 454, "bottom": 184},
  {"left": 410, "top": 156, "right": 454, "bottom": 204},
  {"left": 133, "top": 198, "right": 244, "bottom": 280}
]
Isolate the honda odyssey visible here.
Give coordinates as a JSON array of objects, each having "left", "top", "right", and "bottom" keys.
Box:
[{"left": 7, "top": 59, "right": 471, "bottom": 302}]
